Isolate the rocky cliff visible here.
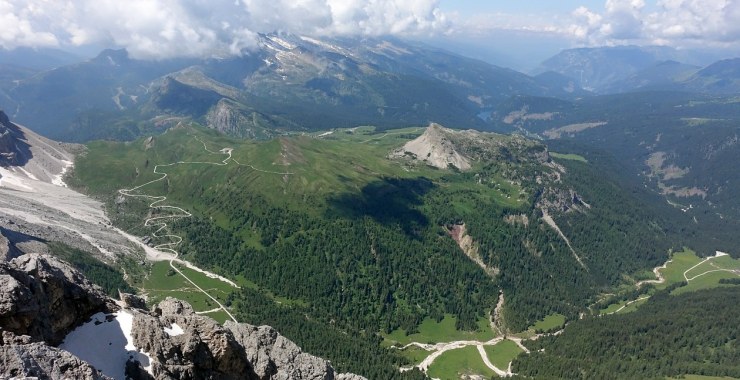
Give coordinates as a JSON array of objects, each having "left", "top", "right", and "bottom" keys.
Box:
[
  {"left": 0, "top": 254, "right": 113, "bottom": 345},
  {"left": 0, "top": 110, "right": 25, "bottom": 167},
  {"left": 0, "top": 254, "right": 365, "bottom": 380},
  {"left": 390, "top": 122, "right": 550, "bottom": 171}
]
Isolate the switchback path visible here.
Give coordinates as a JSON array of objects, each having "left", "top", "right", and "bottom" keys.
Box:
[{"left": 118, "top": 135, "right": 292, "bottom": 322}]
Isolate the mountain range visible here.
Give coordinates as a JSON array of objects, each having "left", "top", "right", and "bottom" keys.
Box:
[
  {"left": 535, "top": 45, "right": 740, "bottom": 94},
  {"left": 0, "top": 33, "right": 587, "bottom": 142}
]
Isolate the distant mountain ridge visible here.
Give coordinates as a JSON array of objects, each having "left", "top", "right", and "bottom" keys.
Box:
[
  {"left": 536, "top": 46, "right": 740, "bottom": 95},
  {"left": 0, "top": 33, "right": 587, "bottom": 142}
]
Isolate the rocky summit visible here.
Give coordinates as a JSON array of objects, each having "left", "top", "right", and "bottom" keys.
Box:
[{"left": 0, "top": 254, "right": 364, "bottom": 380}]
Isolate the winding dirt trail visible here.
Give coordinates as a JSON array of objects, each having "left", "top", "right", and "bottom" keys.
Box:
[
  {"left": 606, "top": 296, "right": 650, "bottom": 315},
  {"left": 635, "top": 258, "right": 672, "bottom": 288},
  {"left": 476, "top": 344, "right": 508, "bottom": 377},
  {"left": 607, "top": 251, "right": 739, "bottom": 317},
  {"left": 117, "top": 135, "right": 293, "bottom": 323},
  {"left": 683, "top": 252, "right": 736, "bottom": 281}
]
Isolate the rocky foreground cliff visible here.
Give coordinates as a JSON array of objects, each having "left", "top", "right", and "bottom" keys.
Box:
[{"left": 0, "top": 254, "right": 364, "bottom": 380}]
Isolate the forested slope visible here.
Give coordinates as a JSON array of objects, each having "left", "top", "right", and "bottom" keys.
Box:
[
  {"left": 513, "top": 286, "right": 740, "bottom": 379},
  {"left": 71, "top": 123, "right": 688, "bottom": 375}
]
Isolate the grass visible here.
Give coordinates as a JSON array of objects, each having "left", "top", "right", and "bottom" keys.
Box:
[
  {"left": 599, "top": 301, "right": 628, "bottom": 315},
  {"left": 141, "top": 261, "right": 237, "bottom": 324},
  {"left": 617, "top": 297, "right": 649, "bottom": 313},
  {"left": 396, "top": 346, "right": 431, "bottom": 364},
  {"left": 197, "top": 309, "right": 232, "bottom": 324},
  {"left": 550, "top": 152, "right": 588, "bottom": 163},
  {"left": 656, "top": 249, "right": 703, "bottom": 289},
  {"left": 529, "top": 313, "right": 566, "bottom": 332},
  {"left": 598, "top": 296, "right": 651, "bottom": 315},
  {"left": 659, "top": 249, "right": 740, "bottom": 294},
  {"left": 667, "top": 376, "right": 739, "bottom": 380},
  {"left": 427, "top": 346, "right": 495, "bottom": 380},
  {"left": 384, "top": 315, "right": 495, "bottom": 346},
  {"left": 515, "top": 313, "right": 567, "bottom": 337},
  {"left": 674, "top": 270, "right": 740, "bottom": 295},
  {"left": 598, "top": 248, "right": 740, "bottom": 315},
  {"left": 484, "top": 340, "right": 524, "bottom": 369},
  {"left": 172, "top": 263, "right": 235, "bottom": 303}
]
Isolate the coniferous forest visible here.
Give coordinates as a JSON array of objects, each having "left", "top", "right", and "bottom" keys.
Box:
[{"left": 513, "top": 287, "right": 740, "bottom": 379}]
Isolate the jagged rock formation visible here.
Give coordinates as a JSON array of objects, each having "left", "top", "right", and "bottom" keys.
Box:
[
  {"left": 0, "top": 254, "right": 365, "bottom": 380},
  {"left": 0, "top": 341, "right": 112, "bottom": 380},
  {"left": 393, "top": 123, "right": 472, "bottom": 170},
  {"left": 0, "top": 230, "right": 20, "bottom": 262},
  {"left": 129, "top": 297, "right": 363, "bottom": 379},
  {"left": 0, "top": 254, "right": 113, "bottom": 345},
  {"left": 0, "top": 110, "right": 25, "bottom": 166},
  {"left": 390, "top": 122, "right": 550, "bottom": 171},
  {"left": 205, "top": 99, "right": 255, "bottom": 138}
]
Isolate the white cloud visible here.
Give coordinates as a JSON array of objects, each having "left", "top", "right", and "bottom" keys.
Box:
[
  {"left": 449, "top": 0, "right": 740, "bottom": 53},
  {"left": 565, "top": 0, "right": 740, "bottom": 49},
  {"left": 0, "top": 0, "right": 449, "bottom": 59},
  {"left": 326, "top": 0, "right": 449, "bottom": 36},
  {"left": 0, "top": 1, "right": 59, "bottom": 49}
]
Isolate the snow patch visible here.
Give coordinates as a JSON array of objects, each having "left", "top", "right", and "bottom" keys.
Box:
[
  {"left": 51, "top": 159, "right": 73, "bottom": 187},
  {"left": 298, "top": 36, "right": 346, "bottom": 54},
  {"left": 0, "top": 167, "right": 35, "bottom": 191},
  {"left": 715, "top": 251, "right": 729, "bottom": 257},
  {"left": 269, "top": 36, "right": 296, "bottom": 50},
  {"left": 60, "top": 311, "right": 153, "bottom": 380},
  {"left": 317, "top": 131, "right": 333, "bottom": 137},
  {"left": 164, "top": 323, "right": 184, "bottom": 337}
]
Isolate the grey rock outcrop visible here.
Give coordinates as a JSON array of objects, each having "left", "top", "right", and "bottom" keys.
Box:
[
  {"left": 0, "top": 110, "right": 24, "bottom": 166},
  {"left": 225, "top": 322, "right": 333, "bottom": 380},
  {"left": 390, "top": 123, "right": 472, "bottom": 171},
  {"left": 126, "top": 297, "right": 364, "bottom": 380},
  {"left": 0, "top": 342, "right": 111, "bottom": 380},
  {"left": 0, "top": 231, "right": 20, "bottom": 262},
  {"left": 390, "top": 122, "right": 551, "bottom": 171},
  {"left": 1, "top": 256, "right": 366, "bottom": 380},
  {"left": 119, "top": 291, "right": 148, "bottom": 310},
  {"left": 0, "top": 253, "right": 113, "bottom": 345},
  {"left": 131, "top": 298, "right": 254, "bottom": 380}
]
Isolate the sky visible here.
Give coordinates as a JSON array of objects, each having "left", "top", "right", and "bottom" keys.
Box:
[{"left": 0, "top": 0, "right": 738, "bottom": 69}]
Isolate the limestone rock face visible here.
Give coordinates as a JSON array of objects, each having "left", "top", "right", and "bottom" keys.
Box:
[
  {"left": 392, "top": 123, "right": 472, "bottom": 171},
  {"left": 0, "top": 110, "right": 21, "bottom": 166},
  {"left": 0, "top": 256, "right": 367, "bottom": 380},
  {"left": 127, "top": 297, "right": 366, "bottom": 380},
  {"left": 0, "top": 342, "right": 111, "bottom": 380},
  {"left": 0, "top": 253, "right": 112, "bottom": 345},
  {"left": 0, "top": 231, "right": 20, "bottom": 262},
  {"left": 132, "top": 298, "right": 254, "bottom": 380},
  {"left": 225, "top": 322, "right": 334, "bottom": 380},
  {"left": 390, "top": 122, "right": 551, "bottom": 172}
]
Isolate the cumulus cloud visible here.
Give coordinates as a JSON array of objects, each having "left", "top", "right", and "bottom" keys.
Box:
[
  {"left": 0, "top": 1, "right": 59, "bottom": 49},
  {"left": 0, "top": 0, "right": 449, "bottom": 59},
  {"left": 565, "top": 0, "right": 740, "bottom": 48}
]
